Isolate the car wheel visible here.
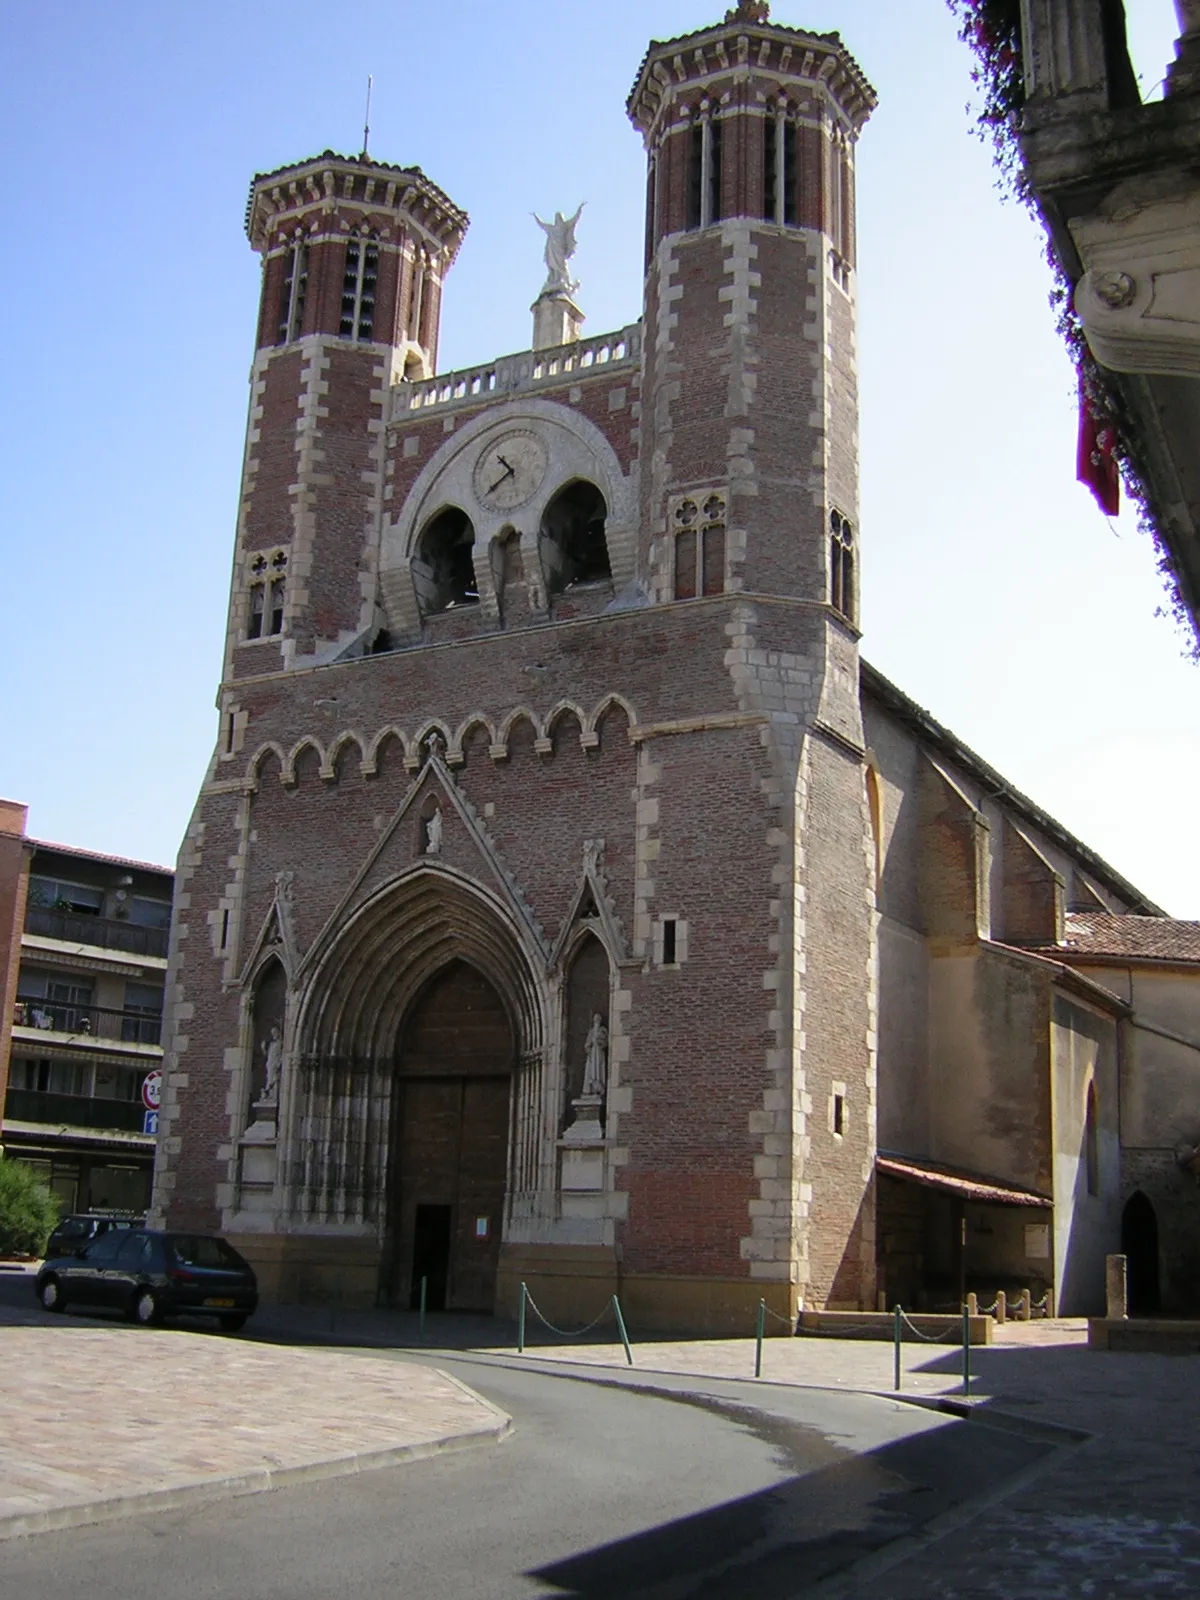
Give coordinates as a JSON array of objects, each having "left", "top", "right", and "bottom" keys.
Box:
[
  {"left": 39, "top": 1277, "right": 66, "bottom": 1313},
  {"left": 132, "top": 1288, "right": 161, "bottom": 1326},
  {"left": 218, "top": 1314, "right": 247, "bottom": 1333}
]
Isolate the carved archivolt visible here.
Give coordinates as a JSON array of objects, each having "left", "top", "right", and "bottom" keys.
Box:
[{"left": 243, "top": 692, "right": 638, "bottom": 789}]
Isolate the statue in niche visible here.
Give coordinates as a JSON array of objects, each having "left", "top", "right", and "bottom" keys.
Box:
[
  {"left": 581, "top": 1013, "right": 608, "bottom": 1099},
  {"left": 533, "top": 204, "right": 584, "bottom": 297},
  {"left": 423, "top": 807, "right": 443, "bottom": 856},
  {"left": 261, "top": 1025, "right": 283, "bottom": 1103}
]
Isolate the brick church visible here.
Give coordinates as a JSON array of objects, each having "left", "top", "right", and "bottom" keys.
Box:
[{"left": 152, "top": 1, "right": 1200, "bottom": 1329}]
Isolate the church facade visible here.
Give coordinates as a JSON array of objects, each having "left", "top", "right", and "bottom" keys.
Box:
[{"left": 152, "top": 2, "right": 1199, "bottom": 1329}]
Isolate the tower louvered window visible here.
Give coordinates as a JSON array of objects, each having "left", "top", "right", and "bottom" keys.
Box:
[
  {"left": 277, "top": 241, "right": 309, "bottom": 344},
  {"left": 341, "top": 236, "right": 379, "bottom": 340}
]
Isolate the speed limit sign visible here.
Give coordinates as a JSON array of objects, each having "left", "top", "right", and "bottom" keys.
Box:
[{"left": 141, "top": 1069, "right": 162, "bottom": 1111}]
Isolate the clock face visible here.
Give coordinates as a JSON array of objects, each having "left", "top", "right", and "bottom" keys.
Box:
[{"left": 473, "top": 430, "right": 548, "bottom": 512}]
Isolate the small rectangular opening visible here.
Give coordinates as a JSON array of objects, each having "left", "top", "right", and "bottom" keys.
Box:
[
  {"left": 220, "top": 909, "right": 230, "bottom": 950},
  {"left": 662, "top": 918, "right": 677, "bottom": 966},
  {"left": 833, "top": 1093, "right": 845, "bottom": 1137}
]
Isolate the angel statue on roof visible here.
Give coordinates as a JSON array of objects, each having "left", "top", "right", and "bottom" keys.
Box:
[{"left": 533, "top": 203, "right": 585, "bottom": 297}]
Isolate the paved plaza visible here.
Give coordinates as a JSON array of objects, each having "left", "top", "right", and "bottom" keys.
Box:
[{"left": 4, "top": 1266, "right": 1200, "bottom": 1593}]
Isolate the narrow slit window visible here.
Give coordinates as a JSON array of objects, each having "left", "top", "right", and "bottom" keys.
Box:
[
  {"left": 341, "top": 237, "right": 379, "bottom": 341},
  {"left": 686, "top": 121, "right": 704, "bottom": 231},
  {"left": 269, "top": 579, "right": 285, "bottom": 635},
  {"left": 783, "top": 124, "right": 798, "bottom": 226},
  {"left": 709, "top": 116, "right": 723, "bottom": 223},
  {"left": 662, "top": 918, "right": 677, "bottom": 966},
  {"left": 224, "top": 713, "right": 236, "bottom": 754},
  {"left": 763, "top": 115, "right": 778, "bottom": 221},
  {"left": 833, "top": 1093, "right": 845, "bottom": 1137},
  {"left": 829, "top": 509, "right": 856, "bottom": 622},
  {"left": 247, "top": 584, "right": 265, "bottom": 640},
  {"left": 277, "top": 241, "right": 308, "bottom": 344},
  {"left": 220, "top": 909, "right": 230, "bottom": 950},
  {"left": 674, "top": 530, "right": 698, "bottom": 600}
]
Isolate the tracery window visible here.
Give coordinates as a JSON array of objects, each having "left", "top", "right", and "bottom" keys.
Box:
[
  {"left": 829, "top": 509, "right": 856, "bottom": 622},
  {"left": 246, "top": 549, "right": 288, "bottom": 640},
  {"left": 671, "top": 489, "right": 726, "bottom": 600}
]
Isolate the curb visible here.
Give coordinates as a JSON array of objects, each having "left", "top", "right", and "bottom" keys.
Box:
[{"left": 0, "top": 1375, "right": 511, "bottom": 1545}]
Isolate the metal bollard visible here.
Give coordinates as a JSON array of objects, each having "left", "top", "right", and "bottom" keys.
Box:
[
  {"left": 611, "top": 1295, "right": 634, "bottom": 1366},
  {"left": 755, "top": 1299, "right": 766, "bottom": 1378},
  {"left": 518, "top": 1281, "right": 527, "bottom": 1354},
  {"left": 962, "top": 1304, "right": 971, "bottom": 1398},
  {"left": 893, "top": 1304, "right": 902, "bottom": 1391}
]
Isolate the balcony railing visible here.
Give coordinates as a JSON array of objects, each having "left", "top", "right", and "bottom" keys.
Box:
[
  {"left": 23, "top": 906, "right": 169, "bottom": 959},
  {"left": 13, "top": 999, "right": 163, "bottom": 1047},
  {"left": 3, "top": 1088, "right": 148, "bottom": 1135},
  {"left": 394, "top": 324, "right": 643, "bottom": 418}
]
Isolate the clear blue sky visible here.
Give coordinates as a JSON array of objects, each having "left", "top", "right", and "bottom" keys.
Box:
[{"left": 2, "top": 1, "right": 1194, "bottom": 913}]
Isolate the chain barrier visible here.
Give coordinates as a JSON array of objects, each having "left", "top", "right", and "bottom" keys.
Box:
[
  {"left": 899, "top": 1310, "right": 962, "bottom": 1343},
  {"left": 524, "top": 1288, "right": 613, "bottom": 1340},
  {"left": 516, "top": 1282, "right": 634, "bottom": 1365}
]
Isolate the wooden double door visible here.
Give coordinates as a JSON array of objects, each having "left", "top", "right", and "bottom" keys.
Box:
[{"left": 384, "top": 962, "right": 513, "bottom": 1313}]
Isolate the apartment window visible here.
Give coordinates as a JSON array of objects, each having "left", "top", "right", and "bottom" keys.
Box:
[
  {"left": 829, "top": 509, "right": 856, "bottom": 622},
  {"left": 277, "top": 240, "right": 309, "bottom": 344},
  {"left": 341, "top": 235, "right": 379, "bottom": 340},
  {"left": 246, "top": 550, "right": 288, "bottom": 640},
  {"left": 26, "top": 877, "right": 102, "bottom": 915}
]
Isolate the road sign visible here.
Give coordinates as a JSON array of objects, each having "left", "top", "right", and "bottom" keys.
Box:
[
  {"left": 143, "top": 1109, "right": 159, "bottom": 1136},
  {"left": 141, "top": 1069, "right": 162, "bottom": 1111}
]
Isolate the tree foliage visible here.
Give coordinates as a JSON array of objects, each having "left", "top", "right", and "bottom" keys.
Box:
[{"left": 0, "top": 1157, "right": 60, "bottom": 1257}]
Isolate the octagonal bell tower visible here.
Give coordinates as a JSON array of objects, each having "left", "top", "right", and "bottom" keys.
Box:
[
  {"left": 222, "top": 154, "right": 467, "bottom": 700},
  {"left": 629, "top": 3, "right": 874, "bottom": 611}
]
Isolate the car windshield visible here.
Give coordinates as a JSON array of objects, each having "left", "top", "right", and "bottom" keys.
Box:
[{"left": 169, "top": 1235, "right": 245, "bottom": 1269}]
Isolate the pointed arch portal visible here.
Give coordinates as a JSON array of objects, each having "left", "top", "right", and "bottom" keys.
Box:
[{"left": 289, "top": 868, "right": 547, "bottom": 1310}]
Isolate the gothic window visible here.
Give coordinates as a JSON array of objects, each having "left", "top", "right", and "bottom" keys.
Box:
[
  {"left": 539, "top": 481, "right": 611, "bottom": 597},
  {"left": 412, "top": 507, "right": 478, "bottom": 616},
  {"left": 672, "top": 490, "right": 726, "bottom": 599},
  {"left": 763, "top": 115, "right": 777, "bottom": 222},
  {"left": 277, "top": 240, "right": 308, "bottom": 344},
  {"left": 341, "top": 234, "right": 379, "bottom": 340},
  {"left": 829, "top": 509, "right": 856, "bottom": 622},
  {"left": 783, "top": 123, "right": 798, "bottom": 226},
  {"left": 245, "top": 550, "right": 288, "bottom": 639}
]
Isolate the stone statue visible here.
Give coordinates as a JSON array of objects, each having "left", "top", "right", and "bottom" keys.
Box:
[
  {"left": 533, "top": 204, "right": 585, "bottom": 296},
  {"left": 262, "top": 1025, "right": 283, "bottom": 1103},
  {"left": 581, "top": 1012, "right": 608, "bottom": 1098},
  {"left": 424, "top": 807, "right": 443, "bottom": 855}
]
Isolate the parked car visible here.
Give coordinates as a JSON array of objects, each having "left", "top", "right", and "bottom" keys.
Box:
[
  {"left": 44, "top": 1214, "right": 140, "bottom": 1260},
  {"left": 35, "top": 1230, "right": 258, "bottom": 1332}
]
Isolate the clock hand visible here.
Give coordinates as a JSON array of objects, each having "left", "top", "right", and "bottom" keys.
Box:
[
  {"left": 496, "top": 454, "right": 514, "bottom": 471},
  {"left": 487, "top": 462, "right": 516, "bottom": 495}
]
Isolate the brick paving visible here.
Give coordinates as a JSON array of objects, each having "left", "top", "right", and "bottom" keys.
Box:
[{"left": 0, "top": 1294, "right": 507, "bottom": 1541}]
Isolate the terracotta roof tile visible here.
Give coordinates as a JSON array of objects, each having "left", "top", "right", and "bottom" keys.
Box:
[{"left": 1052, "top": 912, "right": 1200, "bottom": 964}]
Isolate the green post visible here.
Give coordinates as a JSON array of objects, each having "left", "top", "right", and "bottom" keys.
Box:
[
  {"left": 755, "top": 1299, "right": 766, "bottom": 1378},
  {"left": 893, "top": 1304, "right": 902, "bottom": 1391},
  {"left": 611, "top": 1294, "right": 634, "bottom": 1366},
  {"left": 418, "top": 1275, "right": 427, "bottom": 1341},
  {"left": 518, "top": 1281, "right": 527, "bottom": 1354},
  {"left": 962, "top": 1304, "right": 971, "bottom": 1397}
]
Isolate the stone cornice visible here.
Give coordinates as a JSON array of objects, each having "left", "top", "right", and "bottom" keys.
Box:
[{"left": 627, "top": 19, "right": 876, "bottom": 143}]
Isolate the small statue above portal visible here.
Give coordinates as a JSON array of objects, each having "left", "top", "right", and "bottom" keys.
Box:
[
  {"left": 423, "top": 806, "right": 443, "bottom": 856},
  {"left": 533, "top": 204, "right": 585, "bottom": 298},
  {"left": 581, "top": 1012, "right": 609, "bottom": 1099},
  {"left": 262, "top": 1024, "right": 283, "bottom": 1104}
]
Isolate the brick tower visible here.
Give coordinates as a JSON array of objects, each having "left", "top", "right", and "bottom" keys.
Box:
[{"left": 153, "top": 5, "right": 879, "bottom": 1331}]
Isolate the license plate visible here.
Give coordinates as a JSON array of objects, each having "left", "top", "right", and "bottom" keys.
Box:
[{"left": 204, "top": 1297, "right": 235, "bottom": 1307}]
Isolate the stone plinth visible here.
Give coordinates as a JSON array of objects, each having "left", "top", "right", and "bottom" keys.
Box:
[{"left": 532, "top": 291, "right": 583, "bottom": 352}]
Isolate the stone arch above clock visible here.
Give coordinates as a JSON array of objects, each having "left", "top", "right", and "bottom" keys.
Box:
[{"left": 380, "top": 397, "right": 637, "bottom": 640}]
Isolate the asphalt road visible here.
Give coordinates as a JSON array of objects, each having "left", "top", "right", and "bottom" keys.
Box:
[{"left": 1, "top": 1288, "right": 1053, "bottom": 1600}]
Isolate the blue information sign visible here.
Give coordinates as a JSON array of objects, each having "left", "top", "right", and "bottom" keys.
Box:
[{"left": 143, "top": 1109, "right": 159, "bottom": 1136}]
